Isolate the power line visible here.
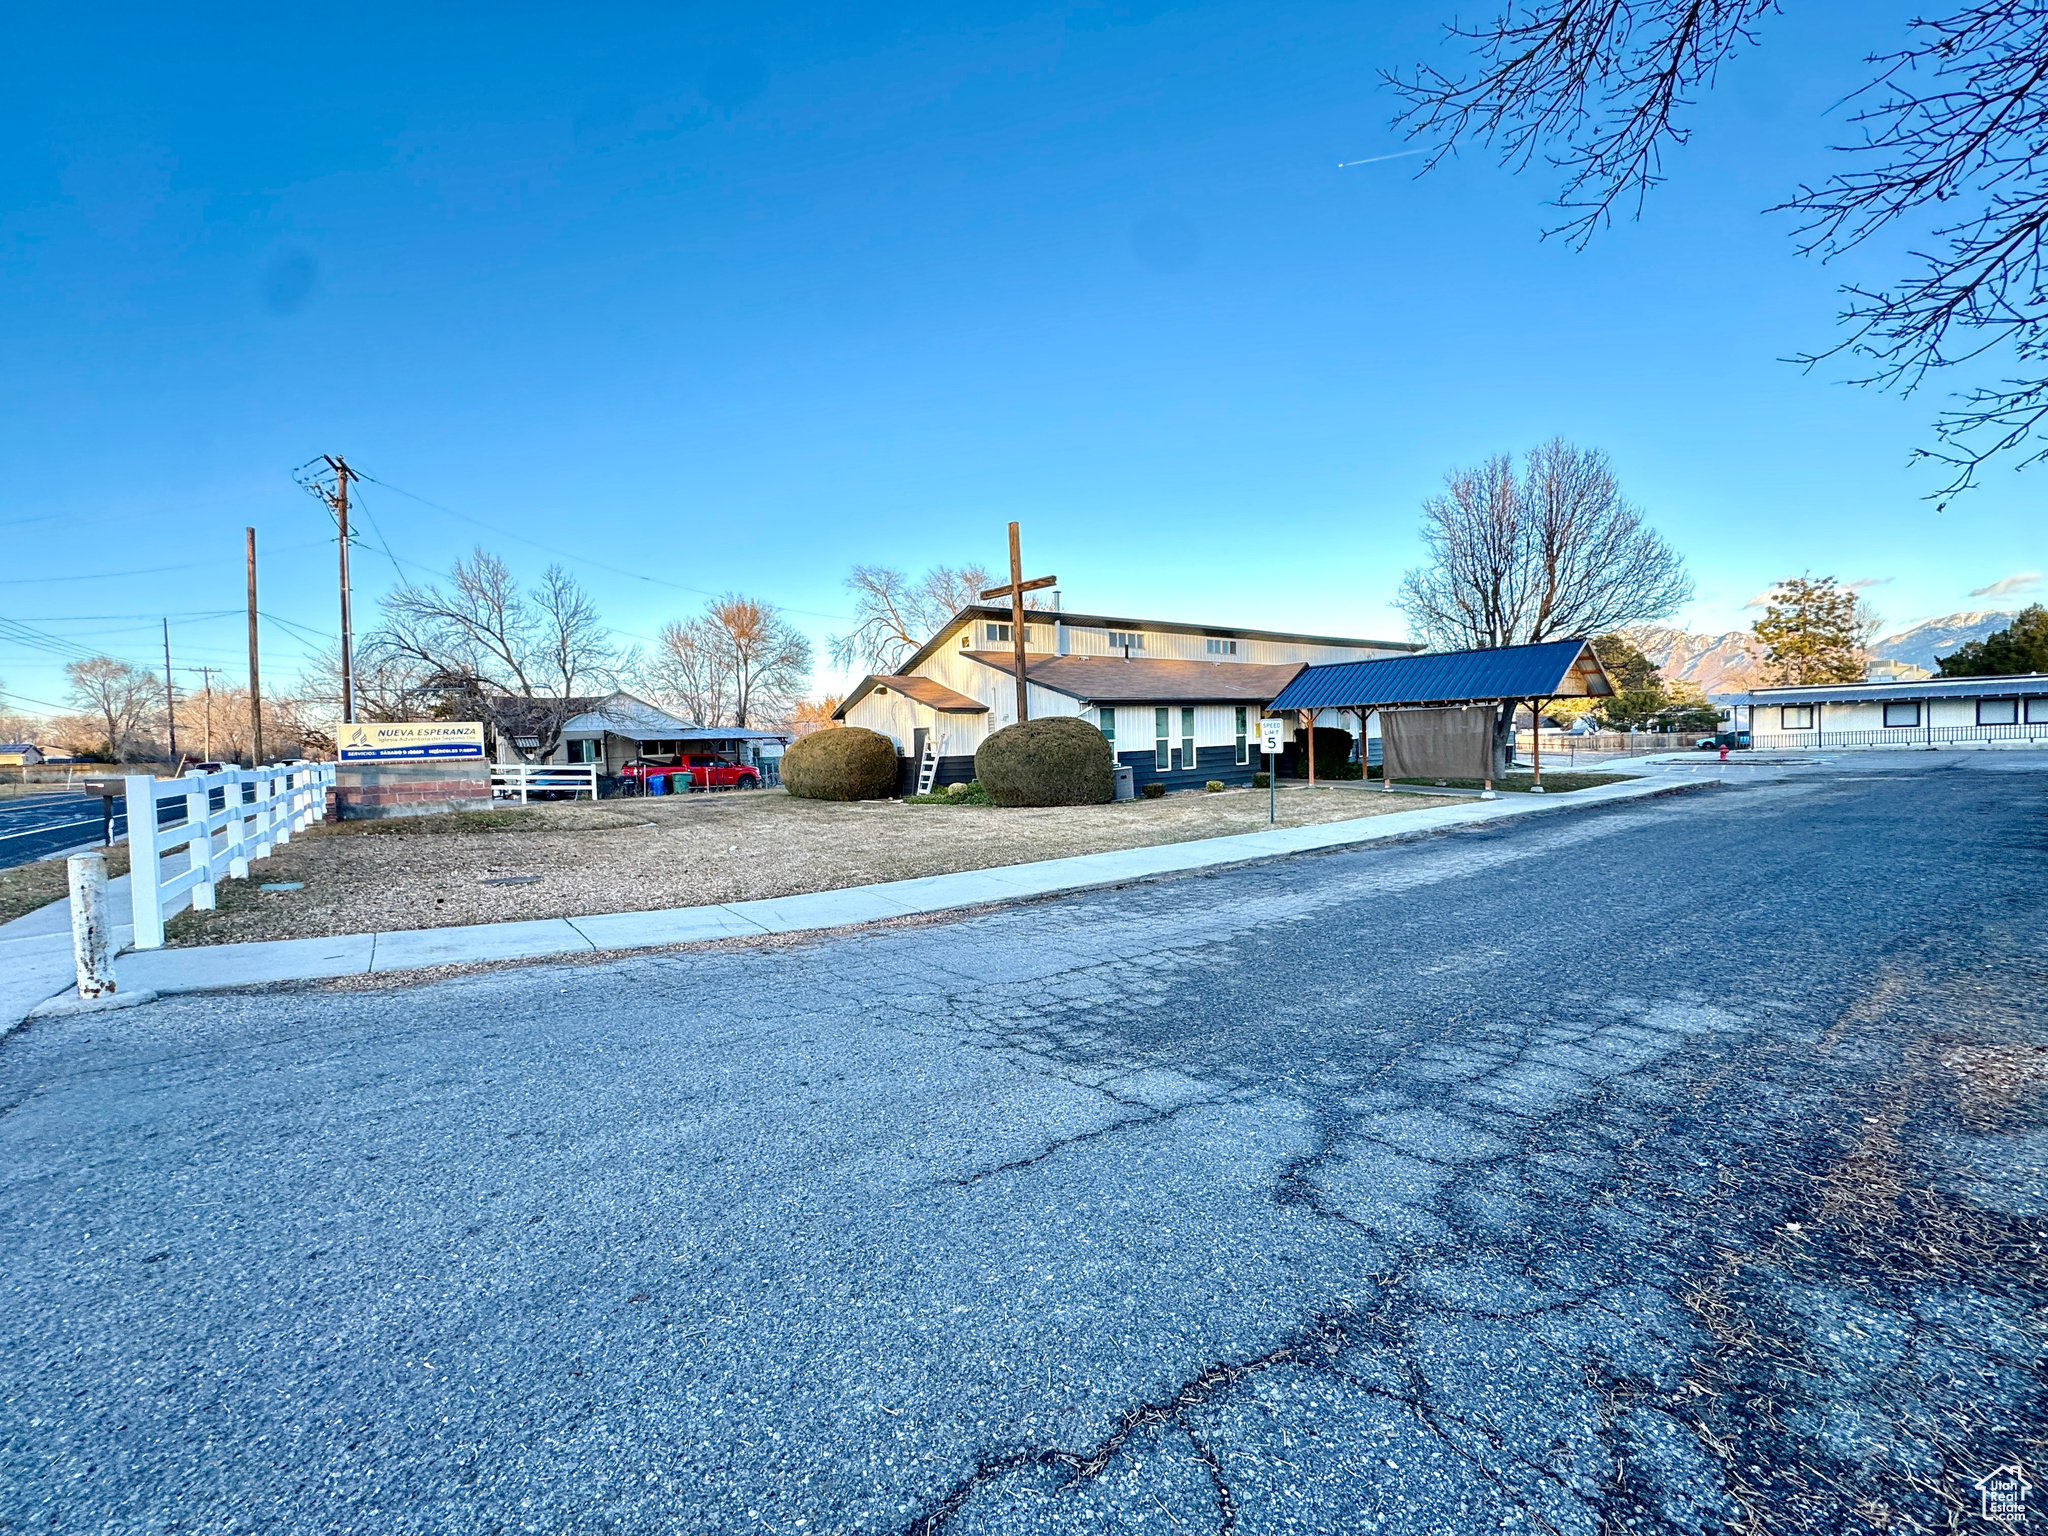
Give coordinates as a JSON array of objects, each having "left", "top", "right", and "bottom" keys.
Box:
[{"left": 353, "top": 470, "right": 858, "bottom": 623}]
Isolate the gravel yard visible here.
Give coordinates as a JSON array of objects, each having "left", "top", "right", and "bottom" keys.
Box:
[{"left": 160, "top": 782, "right": 1453, "bottom": 946}]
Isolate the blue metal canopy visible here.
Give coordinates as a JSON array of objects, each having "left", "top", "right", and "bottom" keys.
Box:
[{"left": 1267, "top": 638, "right": 1612, "bottom": 711}]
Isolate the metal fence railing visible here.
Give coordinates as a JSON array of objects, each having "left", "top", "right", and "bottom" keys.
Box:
[
  {"left": 126, "top": 762, "right": 335, "bottom": 950},
  {"left": 491, "top": 764, "right": 600, "bottom": 803},
  {"left": 1751, "top": 723, "right": 2048, "bottom": 751}
]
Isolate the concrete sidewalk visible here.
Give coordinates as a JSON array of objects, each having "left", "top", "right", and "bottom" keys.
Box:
[{"left": 3, "top": 773, "right": 1700, "bottom": 1024}]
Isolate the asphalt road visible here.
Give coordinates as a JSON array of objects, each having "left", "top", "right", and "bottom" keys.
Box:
[
  {"left": 3, "top": 754, "right": 2043, "bottom": 1534},
  {"left": 0, "top": 791, "right": 125, "bottom": 871}
]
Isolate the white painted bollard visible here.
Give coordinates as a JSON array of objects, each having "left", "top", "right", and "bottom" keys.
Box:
[{"left": 67, "top": 852, "right": 117, "bottom": 1000}]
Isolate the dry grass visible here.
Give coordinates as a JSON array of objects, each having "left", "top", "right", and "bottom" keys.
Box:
[
  {"left": 0, "top": 841, "right": 130, "bottom": 926},
  {"left": 162, "top": 782, "right": 1446, "bottom": 946}
]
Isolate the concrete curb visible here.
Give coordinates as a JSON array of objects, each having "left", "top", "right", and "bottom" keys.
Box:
[{"left": 9, "top": 773, "right": 1709, "bottom": 1013}]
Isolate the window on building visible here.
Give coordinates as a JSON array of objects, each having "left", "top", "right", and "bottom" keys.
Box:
[
  {"left": 985, "top": 622, "right": 1012, "bottom": 644},
  {"left": 1180, "top": 707, "right": 1195, "bottom": 771},
  {"left": 1207, "top": 638, "right": 1238, "bottom": 656},
  {"left": 1883, "top": 702, "right": 1921, "bottom": 728},
  {"left": 1780, "top": 706, "right": 1814, "bottom": 730},
  {"left": 1234, "top": 707, "right": 1249, "bottom": 765},
  {"left": 1108, "top": 631, "right": 1143, "bottom": 651},
  {"left": 1099, "top": 707, "right": 1116, "bottom": 751},
  {"left": 2028, "top": 698, "right": 2048, "bottom": 724},
  {"left": 1154, "top": 707, "right": 1170, "bottom": 771},
  {"left": 1978, "top": 698, "right": 2019, "bottom": 726},
  {"left": 566, "top": 738, "right": 600, "bottom": 764}
]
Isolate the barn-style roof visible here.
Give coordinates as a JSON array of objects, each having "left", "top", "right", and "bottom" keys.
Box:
[{"left": 1268, "top": 638, "right": 1613, "bottom": 711}]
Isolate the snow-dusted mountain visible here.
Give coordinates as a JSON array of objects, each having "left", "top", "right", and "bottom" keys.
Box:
[
  {"left": 1869, "top": 611, "right": 2017, "bottom": 672},
  {"left": 1625, "top": 627, "right": 1767, "bottom": 697},
  {"left": 1623, "top": 611, "right": 2019, "bottom": 695}
]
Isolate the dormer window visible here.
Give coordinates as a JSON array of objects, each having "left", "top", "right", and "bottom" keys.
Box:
[
  {"left": 985, "top": 622, "right": 1013, "bottom": 643},
  {"left": 1206, "top": 638, "right": 1238, "bottom": 656},
  {"left": 1108, "top": 630, "right": 1143, "bottom": 651}
]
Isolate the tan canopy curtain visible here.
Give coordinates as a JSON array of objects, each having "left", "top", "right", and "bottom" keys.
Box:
[{"left": 1379, "top": 705, "right": 1499, "bottom": 782}]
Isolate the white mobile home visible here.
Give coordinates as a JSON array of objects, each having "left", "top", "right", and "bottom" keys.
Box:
[
  {"left": 1744, "top": 675, "right": 2048, "bottom": 749},
  {"left": 833, "top": 604, "right": 1418, "bottom": 792}
]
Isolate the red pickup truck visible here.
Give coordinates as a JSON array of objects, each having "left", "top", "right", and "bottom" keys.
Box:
[{"left": 618, "top": 753, "right": 760, "bottom": 794}]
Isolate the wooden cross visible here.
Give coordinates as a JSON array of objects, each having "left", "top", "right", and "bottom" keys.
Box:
[{"left": 978, "top": 521, "right": 1056, "bottom": 724}]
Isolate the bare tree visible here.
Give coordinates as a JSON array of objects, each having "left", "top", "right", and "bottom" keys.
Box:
[
  {"left": 64, "top": 656, "right": 156, "bottom": 762},
  {"left": 1397, "top": 440, "right": 1693, "bottom": 650},
  {"left": 650, "top": 619, "right": 731, "bottom": 729},
  {"left": 830, "top": 563, "right": 994, "bottom": 673},
  {"left": 1398, "top": 441, "right": 1691, "bottom": 769},
  {"left": 1388, "top": 1, "right": 2048, "bottom": 501},
  {"left": 363, "top": 549, "right": 618, "bottom": 762},
  {"left": 649, "top": 595, "right": 813, "bottom": 729}
]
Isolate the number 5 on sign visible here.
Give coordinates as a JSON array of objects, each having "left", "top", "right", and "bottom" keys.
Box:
[{"left": 1258, "top": 717, "right": 1286, "bottom": 755}]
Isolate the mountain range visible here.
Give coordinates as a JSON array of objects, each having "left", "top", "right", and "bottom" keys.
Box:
[{"left": 1625, "top": 611, "right": 2019, "bottom": 696}]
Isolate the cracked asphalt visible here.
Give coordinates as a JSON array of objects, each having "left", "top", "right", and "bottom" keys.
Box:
[{"left": 3, "top": 753, "right": 2044, "bottom": 1535}]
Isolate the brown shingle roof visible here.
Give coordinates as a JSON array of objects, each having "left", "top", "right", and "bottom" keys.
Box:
[
  {"left": 830, "top": 674, "right": 989, "bottom": 719},
  {"left": 965, "top": 653, "right": 1306, "bottom": 704},
  {"left": 873, "top": 676, "right": 988, "bottom": 712}
]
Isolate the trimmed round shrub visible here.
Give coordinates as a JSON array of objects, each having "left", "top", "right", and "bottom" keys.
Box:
[
  {"left": 974, "top": 717, "right": 1114, "bottom": 807},
  {"left": 1205, "top": 780, "right": 1225, "bottom": 792},
  {"left": 780, "top": 727, "right": 900, "bottom": 801},
  {"left": 1140, "top": 782, "right": 1166, "bottom": 800},
  {"left": 1253, "top": 771, "right": 1271, "bottom": 789}
]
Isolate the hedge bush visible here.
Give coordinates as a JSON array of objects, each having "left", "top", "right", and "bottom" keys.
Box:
[
  {"left": 1307, "top": 726, "right": 1358, "bottom": 779},
  {"left": 1253, "top": 771, "right": 1271, "bottom": 789},
  {"left": 780, "top": 726, "right": 901, "bottom": 801},
  {"left": 1205, "top": 780, "right": 1225, "bottom": 792},
  {"left": 1141, "top": 782, "right": 1166, "bottom": 799},
  {"left": 973, "top": 716, "right": 1114, "bottom": 807}
]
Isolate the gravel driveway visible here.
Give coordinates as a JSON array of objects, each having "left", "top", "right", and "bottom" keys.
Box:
[{"left": 161, "top": 782, "right": 1451, "bottom": 946}]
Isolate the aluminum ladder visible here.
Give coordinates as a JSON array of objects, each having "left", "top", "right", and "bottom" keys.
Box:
[{"left": 914, "top": 741, "right": 941, "bottom": 795}]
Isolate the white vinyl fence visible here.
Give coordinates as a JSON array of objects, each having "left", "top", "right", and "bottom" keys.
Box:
[
  {"left": 491, "top": 763, "right": 599, "bottom": 803},
  {"left": 126, "top": 762, "right": 336, "bottom": 950}
]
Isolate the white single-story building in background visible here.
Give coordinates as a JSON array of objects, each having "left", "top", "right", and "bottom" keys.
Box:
[
  {"left": 0, "top": 743, "right": 46, "bottom": 767},
  {"left": 833, "top": 604, "right": 1418, "bottom": 792},
  {"left": 1743, "top": 674, "right": 2048, "bottom": 748},
  {"left": 494, "top": 692, "right": 789, "bottom": 777}
]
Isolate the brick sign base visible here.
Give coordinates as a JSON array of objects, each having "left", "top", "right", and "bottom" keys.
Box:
[{"left": 329, "top": 761, "right": 492, "bottom": 821}]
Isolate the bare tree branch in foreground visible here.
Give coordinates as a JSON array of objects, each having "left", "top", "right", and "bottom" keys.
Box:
[{"left": 1388, "top": 0, "right": 2048, "bottom": 501}]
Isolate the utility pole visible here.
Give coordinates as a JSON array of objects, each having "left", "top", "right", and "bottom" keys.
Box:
[
  {"left": 977, "top": 522, "right": 1056, "bottom": 727},
  {"left": 319, "top": 455, "right": 359, "bottom": 725},
  {"left": 193, "top": 666, "right": 218, "bottom": 762},
  {"left": 161, "top": 619, "right": 178, "bottom": 763},
  {"left": 246, "top": 527, "right": 264, "bottom": 766}
]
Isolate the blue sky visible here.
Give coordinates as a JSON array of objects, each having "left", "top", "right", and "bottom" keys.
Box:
[{"left": 3, "top": 0, "right": 2041, "bottom": 713}]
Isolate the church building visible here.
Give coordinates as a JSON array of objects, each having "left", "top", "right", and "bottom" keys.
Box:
[{"left": 832, "top": 603, "right": 1418, "bottom": 793}]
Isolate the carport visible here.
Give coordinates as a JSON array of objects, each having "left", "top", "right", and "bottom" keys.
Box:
[{"left": 1266, "top": 638, "right": 1616, "bottom": 792}]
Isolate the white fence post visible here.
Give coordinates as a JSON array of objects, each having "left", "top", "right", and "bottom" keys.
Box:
[
  {"left": 185, "top": 770, "right": 215, "bottom": 911},
  {"left": 275, "top": 766, "right": 295, "bottom": 844},
  {"left": 225, "top": 768, "right": 250, "bottom": 879},
  {"left": 126, "top": 774, "right": 164, "bottom": 950}
]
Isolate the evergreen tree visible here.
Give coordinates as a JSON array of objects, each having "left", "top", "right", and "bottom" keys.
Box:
[
  {"left": 1936, "top": 606, "right": 2048, "bottom": 676},
  {"left": 1752, "top": 578, "right": 1868, "bottom": 685}
]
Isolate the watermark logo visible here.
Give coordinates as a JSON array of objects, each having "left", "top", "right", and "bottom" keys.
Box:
[{"left": 1976, "top": 1463, "right": 2033, "bottom": 1525}]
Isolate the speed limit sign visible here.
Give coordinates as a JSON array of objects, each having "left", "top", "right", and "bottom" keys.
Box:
[{"left": 1258, "top": 717, "right": 1286, "bottom": 755}]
